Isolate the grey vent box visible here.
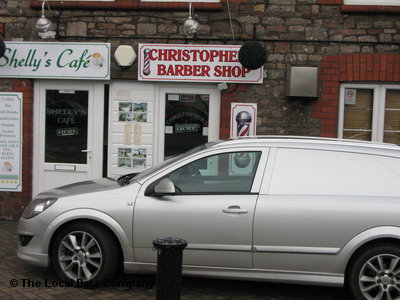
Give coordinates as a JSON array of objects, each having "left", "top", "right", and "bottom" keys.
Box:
[{"left": 286, "top": 66, "right": 319, "bottom": 97}]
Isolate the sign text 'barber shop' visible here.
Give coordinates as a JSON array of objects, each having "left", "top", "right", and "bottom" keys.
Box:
[{"left": 138, "top": 44, "right": 263, "bottom": 84}]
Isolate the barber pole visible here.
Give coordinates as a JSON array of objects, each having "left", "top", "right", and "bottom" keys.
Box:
[
  {"left": 236, "top": 111, "right": 252, "bottom": 137},
  {"left": 143, "top": 48, "right": 151, "bottom": 76}
]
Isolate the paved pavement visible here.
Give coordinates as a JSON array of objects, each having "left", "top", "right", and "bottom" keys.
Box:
[{"left": 1, "top": 221, "right": 352, "bottom": 299}]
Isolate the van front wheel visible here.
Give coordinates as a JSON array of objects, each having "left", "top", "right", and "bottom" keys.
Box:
[{"left": 51, "top": 222, "right": 119, "bottom": 286}]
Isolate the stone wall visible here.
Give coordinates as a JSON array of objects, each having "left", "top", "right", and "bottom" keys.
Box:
[{"left": 1, "top": 0, "right": 400, "bottom": 218}]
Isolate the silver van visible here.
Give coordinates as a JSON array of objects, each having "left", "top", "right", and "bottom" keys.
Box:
[{"left": 18, "top": 137, "right": 400, "bottom": 300}]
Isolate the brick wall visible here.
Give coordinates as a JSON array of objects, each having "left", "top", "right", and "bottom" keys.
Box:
[
  {"left": 29, "top": 0, "right": 227, "bottom": 10},
  {"left": 0, "top": 79, "right": 33, "bottom": 221},
  {"left": 313, "top": 54, "right": 400, "bottom": 138}
]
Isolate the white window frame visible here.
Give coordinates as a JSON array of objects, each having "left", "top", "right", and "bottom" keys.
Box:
[
  {"left": 344, "top": 0, "right": 400, "bottom": 6},
  {"left": 141, "top": 0, "right": 220, "bottom": 2},
  {"left": 338, "top": 84, "right": 400, "bottom": 142}
]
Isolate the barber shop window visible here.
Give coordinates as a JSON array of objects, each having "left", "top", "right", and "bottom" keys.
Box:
[
  {"left": 339, "top": 84, "right": 400, "bottom": 145},
  {"left": 169, "top": 151, "right": 261, "bottom": 194}
]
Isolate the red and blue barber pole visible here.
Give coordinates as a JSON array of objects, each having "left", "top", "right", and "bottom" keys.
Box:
[
  {"left": 143, "top": 48, "right": 151, "bottom": 76},
  {"left": 236, "top": 111, "right": 252, "bottom": 137}
]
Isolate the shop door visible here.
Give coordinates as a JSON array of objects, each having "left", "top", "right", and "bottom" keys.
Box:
[
  {"left": 33, "top": 82, "right": 104, "bottom": 195},
  {"left": 156, "top": 84, "right": 220, "bottom": 162}
]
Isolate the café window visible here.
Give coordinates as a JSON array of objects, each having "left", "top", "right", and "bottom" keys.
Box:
[
  {"left": 338, "top": 84, "right": 400, "bottom": 145},
  {"left": 45, "top": 90, "right": 88, "bottom": 164},
  {"left": 343, "top": 0, "right": 400, "bottom": 5}
]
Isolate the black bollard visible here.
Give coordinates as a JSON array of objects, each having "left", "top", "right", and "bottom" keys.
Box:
[{"left": 152, "top": 237, "right": 188, "bottom": 300}]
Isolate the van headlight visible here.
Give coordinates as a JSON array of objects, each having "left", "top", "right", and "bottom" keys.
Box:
[{"left": 22, "top": 197, "right": 58, "bottom": 219}]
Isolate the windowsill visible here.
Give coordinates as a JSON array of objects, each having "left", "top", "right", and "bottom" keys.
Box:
[
  {"left": 341, "top": 5, "right": 400, "bottom": 13},
  {"left": 30, "top": 0, "right": 223, "bottom": 11}
]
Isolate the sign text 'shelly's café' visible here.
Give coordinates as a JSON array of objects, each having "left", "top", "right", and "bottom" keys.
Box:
[{"left": 138, "top": 44, "right": 263, "bottom": 84}]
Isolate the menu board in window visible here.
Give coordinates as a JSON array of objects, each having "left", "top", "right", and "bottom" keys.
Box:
[{"left": 0, "top": 93, "right": 22, "bottom": 192}]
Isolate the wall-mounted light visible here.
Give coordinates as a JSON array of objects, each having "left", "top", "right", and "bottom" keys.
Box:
[
  {"left": 36, "top": 0, "right": 56, "bottom": 39},
  {"left": 36, "top": 0, "right": 52, "bottom": 33},
  {"left": 183, "top": 2, "right": 200, "bottom": 36}
]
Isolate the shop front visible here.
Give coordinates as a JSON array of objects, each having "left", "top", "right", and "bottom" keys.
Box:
[{"left": 0, "top": 41, "right": 261, "bottom": 197}]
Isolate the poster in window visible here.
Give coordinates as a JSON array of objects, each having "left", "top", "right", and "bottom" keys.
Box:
[
  {"left": 118, "top": 147, "right": 147, "bottom": 168},
  {"left": 0, "top": 93, "right": 22, "bottom": 191},
  {"left": 119, "top": 101, "right": 148, "bottom": 122},
  {"left": 345, "top": 89, "right": 357, "bottom": 105}
]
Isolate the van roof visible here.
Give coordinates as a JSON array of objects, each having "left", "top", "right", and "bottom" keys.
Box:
[{"left": 209, "top": 136, "right": 400, "bottom": 154}]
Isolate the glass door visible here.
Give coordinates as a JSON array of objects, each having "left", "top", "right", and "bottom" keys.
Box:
[
  {"left": 164, "top": 93, "right": 209, "bottom": 159},
  {"left": 33, "top": 81, "right": 104, "bottom": 195},
  {"left": 45, "top": 90, "right": 89, "bottom": 164},
  {"left": 156, "top": 84, "right": 220, "bottom": 163}
]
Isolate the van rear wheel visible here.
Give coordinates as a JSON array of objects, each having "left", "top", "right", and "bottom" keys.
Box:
[{"left": 347, "top": 244, "right": 400, "bottom": 300}]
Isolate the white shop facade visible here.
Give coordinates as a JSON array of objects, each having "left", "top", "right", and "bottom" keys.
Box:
[{"left": 0, "top": 42, "right": 262, "bottom": 196}]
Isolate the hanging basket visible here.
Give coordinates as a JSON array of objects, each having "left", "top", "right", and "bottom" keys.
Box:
[{"left": 238, "top": 41, "right": 266, "bottom": 70}]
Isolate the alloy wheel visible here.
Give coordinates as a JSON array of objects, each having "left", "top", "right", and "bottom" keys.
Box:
[
  {"left": 57, "top": 231, "right": 103, "bottom": 281},
  {"left": 359, "top": 253, "right": 400, "bottom": 300}
]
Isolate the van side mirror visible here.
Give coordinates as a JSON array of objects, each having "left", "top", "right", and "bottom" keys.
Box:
[{"left": 145, "top": 178, "right": 176, "bottom": 196}]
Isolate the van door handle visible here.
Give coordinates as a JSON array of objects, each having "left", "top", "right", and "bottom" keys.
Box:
[{"left": 223, "top": 205, "right": 248, "bottom": 214}]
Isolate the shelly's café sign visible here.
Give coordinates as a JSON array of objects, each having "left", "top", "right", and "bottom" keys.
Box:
[
  {"left": 138, "top": 44, "right": 263, "bottom": 84},
  {"left": 0, "top": 42, "right": 110, "bottom": 80}
]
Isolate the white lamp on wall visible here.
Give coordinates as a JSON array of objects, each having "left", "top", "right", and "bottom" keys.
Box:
[
  {"left": 183, "top": 2, "right": 200, "bottom": 35},
  {"left": 36, "top": 0, "right": 56, "bottom": 39},
  {"left": 36, "top": 0, "right": 52, "bottom": 33}
]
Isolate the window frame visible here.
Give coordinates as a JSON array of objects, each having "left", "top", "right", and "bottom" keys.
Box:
[
  {"left": 168, "top": 151, "right": 262, "bottom": 195},
  {"left": 343, "top": 0, "right": 400, "bottom": 6},
  {"left": 338, "top": 84, "right": 400, "bottom": 143},
  {"left": 141, "top": 147, "right": 270, "bottom": 196}
]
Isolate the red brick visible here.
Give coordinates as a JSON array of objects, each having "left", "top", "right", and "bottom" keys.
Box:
[
  {"left": 367, "top": 55, "right": 374, "bottom": 72},
  {"left": 341, "top": 4, "right": 400, "bottom": 14},
  {"left": 354, "top": 55, "right": 360, "bottom": 73}
]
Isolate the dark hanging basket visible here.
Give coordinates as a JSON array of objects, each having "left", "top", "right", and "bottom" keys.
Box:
[
  {"left": 0, "top": 39, "right": 5, "bottom": 59},
  {"left": 238, "top": 41, "right": 266, "bottom": 70}
]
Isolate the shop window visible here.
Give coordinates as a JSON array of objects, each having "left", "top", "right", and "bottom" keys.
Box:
[
  {"left": 344, "top": 0, "right": 400, "bottom": 5},
  {"left": 339, "top": 84, "right": 400, "bottom": 145}
]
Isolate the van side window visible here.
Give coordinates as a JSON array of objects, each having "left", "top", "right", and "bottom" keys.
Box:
[
  {"left": 169, "top": 151, "right": 261, "bottom": 194},
  {"left": 269, "top": 148, "right": 400, "bottom": 196}
]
